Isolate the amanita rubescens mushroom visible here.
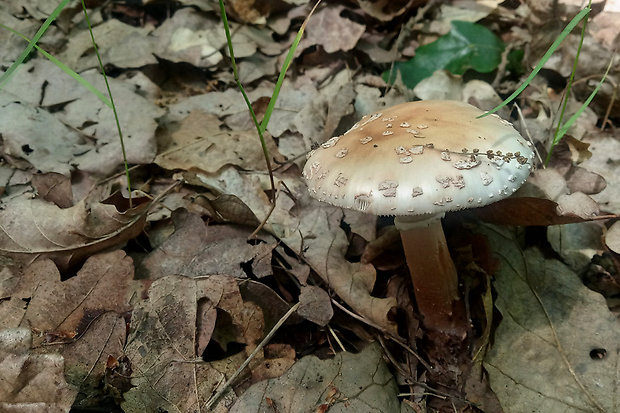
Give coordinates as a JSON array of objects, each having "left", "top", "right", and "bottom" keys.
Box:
[{"left": 302, "top": 100, "right": 535, "bottom": 336}]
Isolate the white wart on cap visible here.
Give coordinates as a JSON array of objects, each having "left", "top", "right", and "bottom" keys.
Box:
[{"left": 302, "top": 100, "right": 535, "bottom": 216}]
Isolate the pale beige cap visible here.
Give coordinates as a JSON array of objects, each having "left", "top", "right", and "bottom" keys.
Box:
[{"left": 302, "top": 100, "right": 535, "bottom": 216}]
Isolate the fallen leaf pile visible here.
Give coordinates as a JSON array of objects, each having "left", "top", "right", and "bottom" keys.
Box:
[{"left": 0, "top": 0, "right": 619, "bottom": 412}]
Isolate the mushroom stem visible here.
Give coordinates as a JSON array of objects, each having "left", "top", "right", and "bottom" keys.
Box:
[{"left": 395, "top": 214, "right": 466, "bottom": 336}]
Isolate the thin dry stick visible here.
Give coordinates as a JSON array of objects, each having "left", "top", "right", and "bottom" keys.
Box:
[
  {"left": 330, "top": 299, "right": 433, "bottom": 372},
  {"left": 204, "top": 302, "right": 301, "bottom": 410},
  {"left": 327, "top": 325, "right": 346, "bottom": 352},
  {"left": 513, "top": 103, "right": 545, "bottom": 167}
]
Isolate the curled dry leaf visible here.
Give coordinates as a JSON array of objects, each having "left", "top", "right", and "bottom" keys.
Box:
[
  {"left": 0, "top": 193, "right": 149, "bottom": 272},
  {"left": 285, "top": 205, "right": 398, "bottom": 334},
  {"left": 466, "top": 196, "right": 601, "bottom": 227},
  {"left": 31, "top": 172, "right": 74, "bottom": 209},
  {"left": 467, "top": 168, "right": 602, "bottom": 226},
  {"left": 0, "top": 328, "right": 78, "bottom": 411}
]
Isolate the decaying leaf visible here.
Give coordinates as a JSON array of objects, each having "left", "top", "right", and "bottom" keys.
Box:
[
  {"left": 1, "top": 59, "right": 163, "bottom": 176},
  {"left": 0, "top": 328, "right": 78, "bottom": 411},
  {"left": 155, "top": 110, "right": 284, "bottom": 173},
  {"left": 297, "top": 285, "right": 333, "bottom": 326},
  {"left": 0, "top": 193, "right": 149, "bottom": 272},
  {"left": 137, "top": 209, "right": 274, "bottom": 280},
  {"left": 62, "top": 312, "right": 127, "bottom": 409},
  {"left": 31, "top": 172, "right": 73, "bottom": 209},
  {"left": 122, "top": 274, "right": 266, "bottom": 413},
  {"left": 230, "top": 342, "right": 400, "bottom": 413},
  {"left": 301, "top": 5, "right": 366, "bottom": 53},
  {"left": 0, "top": 250, "right": 134, "bottom": 341},
  {"left": 192, "top": 166, "right": 397, "bottom": 333},
  {"left": 356, "top": 0, "right": 416, "bottom": 21},
  {"left": 481, "top": 225, "right": 620, "bottom": 412}
]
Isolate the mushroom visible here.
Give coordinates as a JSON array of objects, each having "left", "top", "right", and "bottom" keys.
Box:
[{"left": 302, "top": 100, "right": 535, "bottom": 336}]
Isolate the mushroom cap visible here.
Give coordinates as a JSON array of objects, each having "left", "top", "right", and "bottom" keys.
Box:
[{"left": 302, "top": 100, "right": 536, "bottom": 216}]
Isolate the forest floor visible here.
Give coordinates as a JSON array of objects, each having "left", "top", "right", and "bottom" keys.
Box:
[{"left": 1, "top": 0, "right": 620, "bottom": 412}]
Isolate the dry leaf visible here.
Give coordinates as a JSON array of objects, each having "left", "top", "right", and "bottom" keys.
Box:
[
  {"left": 0, "top": 193, "right": 149, "bottom": 272},
  {"left": 137, "top": 209, "right": 274, "bottom": 280},
  {"left": 230, "top": 342, "right": 400, "bottom": 413},
  {"left": 301, "top": 5, "right": 366, "bottom": 53},
  {"left": 61, "top": 312, "right": 127, "bottom": 408},
  {"left": 239, "top": 279, "right": 305, "bottom": 329},
  {"left": 31, "top": 172, "right": 73, "bottom": 208},
  {"left": 469, "top": 169, "right": 602, "bottom": 226},
  {"left": 192, "top": 166, "right": 398, "bottom": 334},
  {"left": 0, "top": 251, "right": 134, "bottom": 341},
  {"left": 122, "top": 274, "right": 266, "bottom": 413},
  {"left": 581, "top": 133, "right": 620, "bottom": 213},
  {"left": 1, "top": 59, "right": 163, "bottom": 176},
  {"left": 356, "top": 0, "right": 416, "bottom": 20},
  {"left": 285, "top": 205, "right": 398, "bottom": 334},
  {"left": 481, "top": 225, "right": 620, "bottom": 412},
  {"left": 155, "top": 110, "right": 284, "bottom": 173},
  {"left": 0, "top": 328, "right": 78, "bottom": 411},
  {"left": 548, "top": 222, "right": 605, "bottom": 273},
  {"left": 605, "top": 221, "right": 620, "bottom": 255},
  {"left": 465, "top": 196, "right": 600, "bottom": 226},
  {"left": 250, "top": 343, "right": 296, "bottom": 383},
  {"left": 548, "top": 139, "right": 605, "bottom": 195},
  {"left": 297, "top": 285, "right": 333, "bottom": 326}
]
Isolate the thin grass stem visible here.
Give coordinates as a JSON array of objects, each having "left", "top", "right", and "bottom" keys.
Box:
[{"left": 80, "top": 0, "right": 132, "bottom": 207}]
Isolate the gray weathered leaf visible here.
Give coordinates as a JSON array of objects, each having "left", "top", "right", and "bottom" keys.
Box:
[
  {"left": 482, "top": 225, "right": 620, "bottom": 413},
  {"left": 230, "top": 342, "right": 400, "bottom": 413}
]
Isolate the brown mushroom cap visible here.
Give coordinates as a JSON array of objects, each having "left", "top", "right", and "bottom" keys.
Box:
[{"left": 302, "top": 100, "right": 536, "bottom": 216}]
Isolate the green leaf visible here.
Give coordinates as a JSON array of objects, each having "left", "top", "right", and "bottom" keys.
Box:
[
  {"left": 507, "top": 49, "right": 525, "bottom": 76},
  {"left": 384, "top": 21, "right": 504, "bottom": 89}
]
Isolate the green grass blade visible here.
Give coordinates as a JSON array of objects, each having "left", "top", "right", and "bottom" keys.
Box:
[
  {"left": 80, "top": 0, "right": 132, "bottom": 205},
  {"left": 0, "top": 0, "right": 72, "bottom": 89},
  {"left": 480, "top": 7, "right": 590, "bottom": 118},
  {"left": 545, "top": 59, "right": 612, "bottom": 164},
  {"left": 259, "top": 2, "right": 320, "bottom": 134},
  {"left": 0, "top": 24, "right": 112, "bottom": 108},
  {"left": 545, "top": 0, "right": 592, "bottom": 165},
  {"left": 218, "top": 0, "right": 321, "bottom": 206}
]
